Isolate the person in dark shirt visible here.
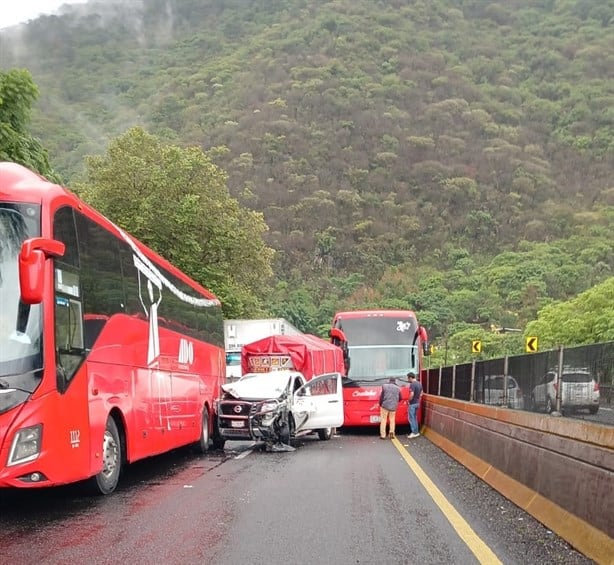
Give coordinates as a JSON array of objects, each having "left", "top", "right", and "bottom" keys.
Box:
[
  {"left": 379, "top": 377, "right": 402, "bottom": 439},
  {"left": 407, "top": 371, "right": 423, "bottom": 438}
]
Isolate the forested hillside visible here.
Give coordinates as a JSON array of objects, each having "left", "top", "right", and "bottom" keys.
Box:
[{"left": 1, "top": 0, "right": 612, "bottom": 348}]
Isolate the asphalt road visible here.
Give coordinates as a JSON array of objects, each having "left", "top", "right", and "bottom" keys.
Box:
[
  {"left": 0, "top": 430, "right": 595, "bottom": 565},
  {"left": 566, "top": 403, "right": 614, "bottom": 426}
]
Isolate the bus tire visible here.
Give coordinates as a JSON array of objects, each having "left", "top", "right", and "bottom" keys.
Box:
[
  {"left": 196, "top": 406, "right": 211, "bottom": 453},
  {"left": 90, "top": 417, "right": 122, "bottom": 495},
  {"left": 317, "top": 428, "right": 333, "bottom": 441},
  {"left": 211, "top": 416, "right": 226, "bottom": 450}
]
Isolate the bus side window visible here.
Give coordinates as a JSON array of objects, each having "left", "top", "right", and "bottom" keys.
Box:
[
  {"left": 83, "top": 316, "right": 108, "bottom": 350},
  {"left": 53, "top": 206, "right": 85, "bottom": 391}
]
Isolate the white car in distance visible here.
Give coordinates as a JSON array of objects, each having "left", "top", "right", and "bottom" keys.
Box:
[
  {"left": 531, "top": 369, "right": 600, "bottom": 414},
  {"left": 478, "top": 375, "right": 524, "bottom": 410}
]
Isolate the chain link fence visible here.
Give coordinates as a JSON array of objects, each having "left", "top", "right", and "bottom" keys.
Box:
[{"left": 424, "top": 341, "right": 614, "bottom": 426}]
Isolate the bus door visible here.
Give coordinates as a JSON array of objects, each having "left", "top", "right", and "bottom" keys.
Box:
[{"left": 53, "top": 272, "right": 93, "bottom": 482}]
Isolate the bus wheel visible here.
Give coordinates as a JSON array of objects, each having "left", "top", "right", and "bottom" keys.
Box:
[
  {"left": 196, "top": 406, "right": 211, "bottom": 453},
  {"left": 211, "top": 416, "right": 226, "bottom": 450},
  {"left": 91, "top": 417, "right": 121, "bottom": 495},
  {"left": 317, "top": 428, "right": 333, "bottom": 441}
]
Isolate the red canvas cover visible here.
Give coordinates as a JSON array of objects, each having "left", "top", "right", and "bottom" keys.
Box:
[{"left": 241, "top": 334, "right": 345, "bottom": 380}]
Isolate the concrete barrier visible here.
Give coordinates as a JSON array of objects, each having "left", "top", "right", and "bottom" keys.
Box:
[{"left": 423, "top": 394, "right": 614, "bottom": 565}]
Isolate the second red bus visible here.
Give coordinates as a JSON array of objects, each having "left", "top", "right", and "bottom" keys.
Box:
[{"left": 330, "top": 309, "right": 429, "bottom": 427}]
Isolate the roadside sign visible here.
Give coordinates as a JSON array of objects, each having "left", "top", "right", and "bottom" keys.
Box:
[
  {"left": 526, "top": 337, "right": 538, "bottom": 353},
  {"left": 472, "top": 340, "right": 482, "bottom": 353}
]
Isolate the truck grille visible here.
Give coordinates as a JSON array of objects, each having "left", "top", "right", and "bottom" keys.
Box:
[{"left": 219, "top": 400, "right": 253, "bottom": 417}]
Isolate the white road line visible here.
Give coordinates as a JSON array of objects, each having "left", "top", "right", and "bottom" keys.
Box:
[{"left": 235, "top": 443, "right": 256, "bottom": 459}]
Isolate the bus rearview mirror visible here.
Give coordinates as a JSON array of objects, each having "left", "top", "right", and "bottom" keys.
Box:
[{"left": 19, "top": 237, "right": 65, "bottom": 304}]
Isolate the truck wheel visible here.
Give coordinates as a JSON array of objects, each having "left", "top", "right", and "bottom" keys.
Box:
[
  {"left": 317, "top": 428, "right": 333, "bottom": 441},
  {"left": 530, "top": 395, "right": 538, "bottom": 412},
  {"left": 195, "top": 406, "right": 210, "bottom": 453},
  {"left": 545, "top": 396, "right": 554, "bottom": 414},
  {"left": 89, "top": 417, "right": 122, "bottom": 495},
  {"left": 279, "top": 415, "right": 295, "bottom": 445}
]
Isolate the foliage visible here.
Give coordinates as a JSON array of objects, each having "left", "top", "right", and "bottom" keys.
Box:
[
  {"left": 525, "top": 277, "right": 614, "bottom": 348},
  {"left": 75, "top": 127, "right": 274, "bottom": 318},
  {"left": 0, "top": 1, "right": 612, "bottom": 357},
  {"left": 0, "top": 69, "right": 59, "bottom": 181}
]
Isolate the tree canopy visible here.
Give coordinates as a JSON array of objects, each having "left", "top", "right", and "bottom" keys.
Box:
[
  {"left": 0, "top": 69, "right": 58, "bottom": 181},
  {"left": 0, "top": 1, "right": 612, "bottom": 359},
  {"left": 525, "top": 277, "right": 614, "bottom": 348},
  {"left": 75, "top": 127, "right": 274, "bottom": 317}
]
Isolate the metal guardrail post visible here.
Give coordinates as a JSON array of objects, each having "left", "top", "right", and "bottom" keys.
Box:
[
  {"left": 556, "top": 345, "right": 564, "bottom": 413},
  {"left": 452, "top": 364, "right": 456, "bottom": 399},
  {"left": 438, "top": 366, "right": 442, "bottom": 396},
  {"left": 503, "top": 355, "right": 509, "bottom": 407},
  {"left": 470, "top": 360, "right": 475, "bottom": 402}
]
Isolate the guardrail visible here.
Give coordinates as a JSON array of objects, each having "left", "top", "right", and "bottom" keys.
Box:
[
  {"left": 422, "top": 395, "right": 614, "bottom": 564},
  {"left": 424, "top": 341, "right": 613, "bottom": 424}
]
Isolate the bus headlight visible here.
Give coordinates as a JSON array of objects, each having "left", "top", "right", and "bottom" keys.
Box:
[{"left": 8, "top": 424, "right": 42, "bottom": 466}]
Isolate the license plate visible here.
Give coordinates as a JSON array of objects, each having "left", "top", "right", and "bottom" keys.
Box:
[
  {"left": 370, "top": 415, "right": 380, "bottom": 423},
  {"left": 231, "top": 420, "right": 245, "bottom": 428}
]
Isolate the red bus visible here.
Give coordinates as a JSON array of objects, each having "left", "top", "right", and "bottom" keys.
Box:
[
  {"left": 329, "top": 310, "right": 429, "bottom": 427},
  {"left": 0, "top": 162, "right": 225, "bottom": 494}
]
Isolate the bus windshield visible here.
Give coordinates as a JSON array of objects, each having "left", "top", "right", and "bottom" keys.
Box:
[
  {"left": 335, "top": 316, "right": 419, "bottom": 383},
  {"left": 0, "top": 204, "right": 43, "bottom": 378}
]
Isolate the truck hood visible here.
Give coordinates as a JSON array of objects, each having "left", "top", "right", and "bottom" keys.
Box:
[{"left": 221, "top": 372, "right": 293, "bottom": 400}]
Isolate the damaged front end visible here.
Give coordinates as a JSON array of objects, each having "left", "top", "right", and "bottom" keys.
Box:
[{"left": 217, "top": 393, "right": 292, "bottom": 444}]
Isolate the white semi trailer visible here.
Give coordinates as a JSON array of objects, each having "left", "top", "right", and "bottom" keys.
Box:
[{"left": 223, "top": 318, "right": 302, "bottom": 381}]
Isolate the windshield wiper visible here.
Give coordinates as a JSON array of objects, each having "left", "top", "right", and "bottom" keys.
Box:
[
  {"left": 0, "top": 368, "right": 41, "bottom": 393},
  {"left": 342, "top": 377, "right": 360, "bottom": 387},
  {"left": 370, "top": 377, "right": 397, "bottom": 383},
  {"left": 0, "top": 378, "right": 32, "bottom": 393}
]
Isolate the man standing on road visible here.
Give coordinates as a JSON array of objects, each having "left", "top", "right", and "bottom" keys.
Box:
[
  {"left": 379, "top": 377, "right": 402, "bottom": 439},
  {"left": 407, "top": 371, "right": 423, "bottom": 438}
]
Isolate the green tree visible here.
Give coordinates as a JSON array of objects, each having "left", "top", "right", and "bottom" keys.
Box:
[
  {"left": 525, "top": 277, "right": 614, "bottom": 348},
  {"left": 76, "top": 127, "right": 274, "bottom": 317},
  {"left": 0, "top": 69, "right": 59, "bottom": 181}
]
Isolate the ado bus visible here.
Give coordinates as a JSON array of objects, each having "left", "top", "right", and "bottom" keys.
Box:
[
  {"left": 329, "top": 310, "right": 429, "bottom": 427},
  {"left": 0, "top": 162, "right": 225, "bottom": 494}
]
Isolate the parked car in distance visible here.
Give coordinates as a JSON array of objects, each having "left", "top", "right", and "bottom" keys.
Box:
[
  {"left": 531, "top": 368, "right": 600, "bottom": 414},
  {"left": 476, "top": 375, "right": 524, "bottom": 410},
  {"left": 216, "top": 370, "right": 344, "bottom": 449}
]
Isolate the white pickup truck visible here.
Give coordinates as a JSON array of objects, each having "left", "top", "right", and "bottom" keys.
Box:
[{"left": 215, "top": 370, "right": 344, "bottom": 450}]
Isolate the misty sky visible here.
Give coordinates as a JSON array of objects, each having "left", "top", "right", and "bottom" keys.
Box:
[{"left": 0, "top": 0, "right": 87, "bottom": 29}]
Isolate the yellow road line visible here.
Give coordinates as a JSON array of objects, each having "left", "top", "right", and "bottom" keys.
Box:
[{"left": 392, "top": 438, "right": 503, "bottom": 565}]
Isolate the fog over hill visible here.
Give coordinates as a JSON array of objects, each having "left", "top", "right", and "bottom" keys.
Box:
[{"left": 1, "top": 0, "right": 612, "bottom": 336}]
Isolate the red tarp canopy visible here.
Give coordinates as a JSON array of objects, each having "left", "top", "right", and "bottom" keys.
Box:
[{"left": 241, "top": 334, "right": 345, "bottom": 380}]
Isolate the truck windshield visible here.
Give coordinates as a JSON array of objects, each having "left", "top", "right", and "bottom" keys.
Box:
[{"left": 0, "top": 204, "right": 43, "bottom": 378}]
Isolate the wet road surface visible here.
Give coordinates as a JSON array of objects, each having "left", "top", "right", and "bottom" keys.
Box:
[{"left": 0, "top": 430, "right": 594, "bottom": 564}]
